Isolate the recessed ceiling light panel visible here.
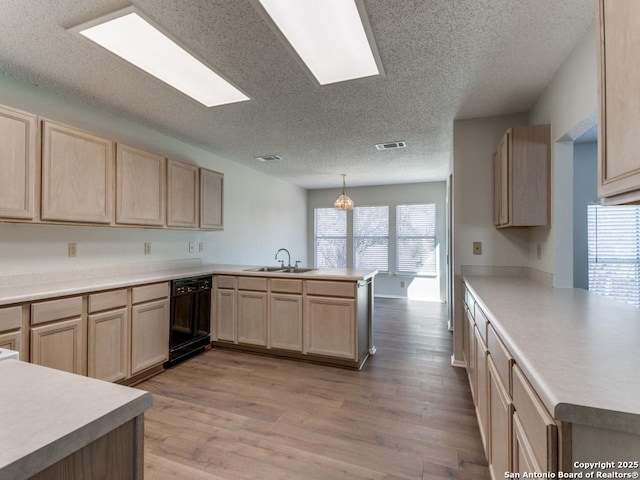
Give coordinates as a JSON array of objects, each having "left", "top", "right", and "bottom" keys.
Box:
[
  {"left": 70, "top": 7, "right": 250, "bottom": 107},
  {"left": 255, "top": 0, "right": 383, "bottom": 85}
]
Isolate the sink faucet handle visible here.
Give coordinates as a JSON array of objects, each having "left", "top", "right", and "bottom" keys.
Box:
[
  {"left": 295, "top": 260, "right": 301, "bottom": 268},
  {"left": 277, "top": 259, "right": 285, "bottom": 268}
]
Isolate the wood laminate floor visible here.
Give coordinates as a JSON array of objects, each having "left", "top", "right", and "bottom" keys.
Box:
[{"left": 139, "top": 298, "right": 490, "bottom": 480}]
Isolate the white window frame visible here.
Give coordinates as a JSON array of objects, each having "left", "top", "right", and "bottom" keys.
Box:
[
  {"left": 396, "top": 203, "right": 437, "bottom": 275},
  {"left": 353, "top": 205, "right": 389, "bottom": 272},
  {"left": 314, "top": 207, "right": 347, "bottom": 268}
]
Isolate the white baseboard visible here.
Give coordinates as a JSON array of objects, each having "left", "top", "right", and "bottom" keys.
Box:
[{"left": 450, "top": 355, "right": 465, "bottom": 368}]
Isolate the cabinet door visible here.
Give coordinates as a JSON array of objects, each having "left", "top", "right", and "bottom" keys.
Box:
[
  {"left": 116, "top": 144, "right": 165, "bottom": 226},
  {"left": 513, "top": 412, "right": 541, "bottom": 475},
  {"left": 237, "top": 291, "right": 268, "bottom": 346},
  {"left": 467, "top": 312, "right": 476, "bottom": 403},
  {"left": 31, "top": 317, "right": 84, "bottom": 375},
  {"left": 167, "top": 158, "right": 199, "bottom": 228},
  {"left": 270, "top": 293, "right": 303, "bottom": 351},
  {"left": 498, "top": 131, "right": 510, "bottom": 226},
  {"left": 475, "top": 326, "right": 489, "bottom": 454},
  {"left": 304, "top": 296, "right": 356, "bottom": 359},
  {"left": 463, "top": 306, "right": 471, "bottom": 366},
  {"left": 598, "top": 0, "right": 640, "bottom": 202},
  {"left": 215, "top": 289, "right": 236, "bottom": 342},
  {"left": 0, "top": 105, "right": 37, "bottom": 220},
  {"left": 493, "top": 150, "right": 501, "bottom": 227},
  {"left": 41, "top": 121, "right": 114, "bottom": 223},
  {"left": 131, "top": 299, "right": 169, "bottom": 375},
  {"left": 488, "top": 354, "right": 513, "bottom": 480},
  {"left": 200, "top": 168, "right": 223, "bottom": 230},
  {"left": 0, "top": 330, "right": 22, "bottom": 359},
  {"left": 88, "top": 307, "right": 129, "bottom": 383}
]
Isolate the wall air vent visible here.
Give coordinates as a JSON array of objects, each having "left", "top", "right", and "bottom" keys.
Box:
[
  {"left": 254, "top": 155, "right": 282, "bottom": 162},
  {"left": 375, "top": 141, "right": 407, "bottom": 151}
]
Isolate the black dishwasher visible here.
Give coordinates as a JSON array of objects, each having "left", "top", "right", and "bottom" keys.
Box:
[{"left": 165, "top": 275, "right": 212, "bottom": 368}]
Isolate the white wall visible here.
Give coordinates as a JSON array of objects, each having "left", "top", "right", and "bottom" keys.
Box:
[
  {"left": 529, "top": 23, "right": 598, "bottom": 287},
  {"left": 307, "top": 182, "right": 447, "bottom": 300},
  {"left": 573, "top": 142, "right": 598, "bottom": 290},
  {"left": 0, "top": 73, "right": 307, "bottom": 276}
]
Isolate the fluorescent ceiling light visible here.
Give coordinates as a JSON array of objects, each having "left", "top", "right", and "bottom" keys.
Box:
[
  {"left": 257, "top": 0, "right": 381, "bottom": 85},
  {"left": 74, "top": 8, "right": 249, "bottom": 107}
]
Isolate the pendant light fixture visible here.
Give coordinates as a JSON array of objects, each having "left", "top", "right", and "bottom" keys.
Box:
[{"left": 334, "top": 174, "right": 354, "bottom": 211}]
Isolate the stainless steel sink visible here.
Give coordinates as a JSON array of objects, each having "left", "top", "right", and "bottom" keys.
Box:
[
  {"left": 243, "top": 266, "right": 316, "bottom": 273},
  {"left": 243, "top": 266, "right": 286, "bottom": 272}
]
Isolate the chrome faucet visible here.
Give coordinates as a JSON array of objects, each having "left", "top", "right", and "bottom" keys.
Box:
[{"left": 275, "top": 248, "right": 291, "bottom": 268}]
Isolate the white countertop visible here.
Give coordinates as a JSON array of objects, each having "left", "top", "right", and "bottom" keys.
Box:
[
  {"left": 0, "top": 360, "right": 152, "bottom": 479},
  {"left": 0, "top": 264, "right": 377, "bottom": 307},
  {"left": 464, "top": 275, "right": 640, "bottom": 434}
]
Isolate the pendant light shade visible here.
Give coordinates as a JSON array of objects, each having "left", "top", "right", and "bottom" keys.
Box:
[{"left": 334, "top": 174, "right": 354, "bottom": 211}]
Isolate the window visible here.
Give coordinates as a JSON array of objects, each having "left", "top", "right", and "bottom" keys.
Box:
[
  {"left": 397, "top": 203, "right": 436, "bottom": 274},
  {"left": 588, "top": 204, "right": 640, "bottom": 307},
  {"left": 314, "top": 208, "right": 347, "bottom": 268},
  {"left": 354, "top": 206, "right": 388, "bottom": 271}
]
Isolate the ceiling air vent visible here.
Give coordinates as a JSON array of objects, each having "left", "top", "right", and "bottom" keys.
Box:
[
  {"left": 254, "top": 155, "right": 282, "bottom": 162},
  {"left": 375, "top": 141, "right": 407, "bottom": 151}
]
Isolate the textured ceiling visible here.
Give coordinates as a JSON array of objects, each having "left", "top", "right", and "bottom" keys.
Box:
[{"left": 0, "top": 0, "right": 594, "bottom": 189}]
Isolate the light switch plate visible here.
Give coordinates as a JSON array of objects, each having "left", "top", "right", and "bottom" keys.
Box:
[
  {"left": 188, "top": 241, "right": 195, "bottom": 253},
  {"left": 473, "top": 241, "right": 482, "bottom": 255},
  {"left": 68, "top": 243, "right": 77, "bottom": 257},
  {"left": 144, "top": 242, "right": 151, "bottom": 255}
]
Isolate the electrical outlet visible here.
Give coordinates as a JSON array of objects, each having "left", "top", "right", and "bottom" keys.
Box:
[
  {"left": 199, "top": 242, "right": 204, "bottom": 253},
  {"left": 473, "top": 241, "right": 482, "bottom": 255},
  {"left": 400, "top": 281, "right": 405, "bottom": 288},
  {"left": 188, "top": 241, "right": 195, "bottom": 253},
  {"left": 536, "top": 243, "right": 542, "bottom": 260},
  {"left": 144, "top": 242, "right": 151, "bottom": 255},
  {"left": 68, "top": 243, "right": 77, "bottom": 257}
]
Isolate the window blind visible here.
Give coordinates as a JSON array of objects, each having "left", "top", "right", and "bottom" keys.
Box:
[
  {"left": 354, "top": 206, "right": 389, "bottom": 271},
  {"left": 397, "top": 203, "right": 436, "bottom": 274},
  {"left": 587, "top": 204, "right": 640, "bottom": 308},
  {"left": 314, "top": 208, "right": 347, "bottom": 268}
]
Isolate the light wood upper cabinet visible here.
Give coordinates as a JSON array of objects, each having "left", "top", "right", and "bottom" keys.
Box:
[
  {"left": 116, "top": 144, "right": 165, "bottom": 226},
  {"left": 597, "top": 0, "right": 640, "bottom": 204},
  {"left": 167, "top": 158, "right": 199, "bottom": 228},
  {"left": 200, "top": 168, "right": 224, "bottom": 230},
  {"left": 493, "top": 125, "right": 550, "bottom": 228},
  {"left": 0, "top": 105, "right": 37, "bottom": 220},
  {"left": 41, "top": 121, "right": 114, "bottom": 224}
]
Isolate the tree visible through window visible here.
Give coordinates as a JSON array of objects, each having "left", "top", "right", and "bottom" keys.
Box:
[
  {"left": 397, "top": 203, "right": 436, "bottom": 274},
  {"left": 314, "top": 208, "right": 347, "bottom": 268},
  {"left": 354, "top": 206, "right": 388, "bottom": 271},
  {"left": 588, "top": 204, "right": 640, "bottom": 308}
]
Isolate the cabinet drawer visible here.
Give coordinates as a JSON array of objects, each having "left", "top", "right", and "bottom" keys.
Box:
[
  {"left": 270, "top": 278, "right": 303, "bottom": 294},
  {"left": 132, "top": 283, "right": 168, "bottom": 305},
  {"left": 487, "top": 323, "right": 513, "bottom": 394},
  {"left": 306, "top": 280, "right": 355, "bottom": 298},
  {"left": 216, "top": 276, "right": 236, "bottom": 289},
  {"left": 512, "top": 364, "right": 557, "bottom": 471},
  {"left": 31, "top": 296, "right": 82, "bottom": 325},
  {"left": 88, "top": 289, "right": 128, "bottom": 313},
  {"left": 475, "top": 305, "right": 488, "bottom": 344},
  {"left": 237, "top": 276, "right": 268, "bottom": 292},
  {"left": 0, "top": 305, "right": 22, "bottom": 331}
]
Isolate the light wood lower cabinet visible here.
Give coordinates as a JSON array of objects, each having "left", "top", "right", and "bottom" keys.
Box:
[
  {"left": 270, "top": 293, "right": 303, "bottom": 351},
  {"left": 0, "top": 105, "right": 37, "bottom": 220},
  {"left": 466, "top": 310, "right": 477, "bottom": 403},
  {"left": 31, "top": 317, "right": 84, "bottom": 375},
  {"left": 237, "top": 291, "right": 268, "bottom": 346},
  {"left": 304, "top": 296, "right": 356, "bottom": 360},
  {"left": 30, "top": 296, "right": 84, "bottom": 375},
  {"left": 130, "top": 297, "right": 169, "bottom": 375},
  {"left": 488, "top": 354, "right": 513, "bottom": 480},
  {"left": 88, "top": 307, "right": 129, "bottom": 383},
  {"left": 513, "top": 411, "right": 540, "bottom": 474},
  {"left": 0, "top": 305, "right": 23, "bottom": 359},
  {"left": 215, "top": 288, "right": 236, "bottom": 342},
  {"left": 475, "top": 326, "right": 489, "bottom": 453},
  {"left": 0, "top": 330, "right": 21, "bottom": 355}
]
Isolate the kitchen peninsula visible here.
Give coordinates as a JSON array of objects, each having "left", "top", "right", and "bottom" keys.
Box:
[{"left": 0, "top": 262, "right": 377, "bottom": 380}]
